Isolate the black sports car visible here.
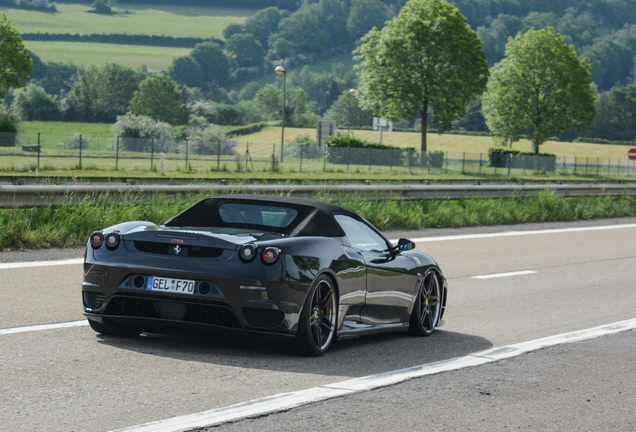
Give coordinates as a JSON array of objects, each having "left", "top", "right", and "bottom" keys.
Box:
[{"left": 83, "top": 195, "right": 447, "bottom": 356}]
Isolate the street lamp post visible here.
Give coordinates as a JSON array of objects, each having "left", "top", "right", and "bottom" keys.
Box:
[
  {"left": 348, "top": 88, "right": 357, "bottom": 136},
  {"left": 275, "top": 65, "right": 286, "bottom": 163}
]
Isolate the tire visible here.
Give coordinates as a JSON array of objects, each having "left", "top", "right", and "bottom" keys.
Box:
[
  {"left": 409, "top": 270, "right": 442, "bottom": 336},
  {"left": 88, "top": 319, "right": 141, "bottom": 337},
  {"left": 296, "top": 275, "right": 338, "bottom": 356}
]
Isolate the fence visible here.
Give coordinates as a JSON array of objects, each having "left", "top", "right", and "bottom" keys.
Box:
[{"left": 1, "top": 132, "right": 635, "bottom": 177}]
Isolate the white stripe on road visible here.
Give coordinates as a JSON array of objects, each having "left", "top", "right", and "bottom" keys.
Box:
[
  {"left": 3, "top": 223, "right": 635, "bottom": 271},
  {"left": 0, "top": 319, "right": 88, "bottom": 336},
  {"left": 112, "top": 318, "right": 636, "bottom": 432},
  {"left": 0, "top": 258, "right": 83, "bottom": 270},
  {"left": 472, "top": 270, "right": 537, "bottom": 279},
  {"left": 403, "top": 223, "right": 636, "bottom": 243}
]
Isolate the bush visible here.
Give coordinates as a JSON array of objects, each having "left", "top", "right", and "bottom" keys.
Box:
[
  {"left": 112, "top": 113, "right": 175, "bottom": 153},
  {"left": 63, "top": 133, "right": 90, "bottom": 150},
  {"left": 0, "top": 106, "right": 19, "bottom": 147},
  {"left": 428, "top": 150, "right": 445, "bottom": 168},
  {"left": 223, "top": 122, "right": 267, "bottom": 136},
  {"left": 187, "top": 124, "right": 236, "bottom": 156},
  {"left": 326, "top": 133, "right": 407, "bottom": 166},
  {"left": 285, "top": 134, "right": 324, "bottom": 159},
  {"left": 488, "top": 147, "right": 557, "bottom": 172}
]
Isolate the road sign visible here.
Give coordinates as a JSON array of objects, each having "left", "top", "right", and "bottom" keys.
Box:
[{"left": 629, "top": 148, "right": 636, "bottom": 160}]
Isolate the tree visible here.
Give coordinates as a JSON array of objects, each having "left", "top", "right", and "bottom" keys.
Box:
[
  {"left": 254, "top": 84, "right": 308, "bottom": 125},
  {"left": 0, "top": 11, "right": 33, "bottom": 100},
  {"left": 225, "top": 34, "right": 265, "bottom": 68},
  {"left": 190, "top": 42, "right": 230, "bottom": 85},
  {"left": 169, "top": 55, "right": 204, "bottom": 88},
  {"left": 323, "top": 90, "right": 373, "bottom": 128},
  {"left": 244, "top": 7, "right": 283, "bottom": 49},
  {"left": 11, "top": 84, "right": 60, "bottom": 121},
  {"left": 95, "top": 63, "right": 146, "bottom": 122},
  {"left": 129, "top": 74, "right": 186, "bottom": 125},
  {"left": 347, "top": 0, "right": 393, "bottom": 41},
  {"left": 354, "top": 0, "right": 488, "bottom": 153},
  {"left": 584, "top": 84, "right": 636, "bottom": 141},
  {"left": 482, "top": 27, "right": 596, "bottom": 154}
]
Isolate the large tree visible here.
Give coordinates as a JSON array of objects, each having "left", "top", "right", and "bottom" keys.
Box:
[
  {"left": 353, "top": 0, "right": 488, "bottom": 153},
  {"left": 129, "top": 74, "right": 186, "bottom": 125},
  {"left": 482, "top": 27, "right": 595, "bottom": 154},
  {"left": 0, "top": 11, "right": 33, "bottom": 100}
]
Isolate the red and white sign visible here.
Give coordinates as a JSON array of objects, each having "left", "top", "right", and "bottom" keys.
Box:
[{"left": 629, "top": 148, "right": 636, "bottom": 160}]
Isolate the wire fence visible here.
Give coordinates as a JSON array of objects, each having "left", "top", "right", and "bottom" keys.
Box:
[{"left": 1, "top": 132, "right": 635, "bottom": 177}]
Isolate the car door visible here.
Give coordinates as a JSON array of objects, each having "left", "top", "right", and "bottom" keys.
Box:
[{"left": 334, "top": 214, "right": 417, "bottom": 325}]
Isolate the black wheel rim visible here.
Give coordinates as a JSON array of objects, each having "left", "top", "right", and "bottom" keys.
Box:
[
  {"left": 418, "top": 271, "right": 441, "bottom": 333},
  {"left": 309, "top": 279, "right": 336, "bottom": 351}
]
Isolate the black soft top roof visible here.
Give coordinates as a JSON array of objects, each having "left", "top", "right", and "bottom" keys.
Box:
[{"left": 164, "top": 194, "right": 356, "bottom": 237}]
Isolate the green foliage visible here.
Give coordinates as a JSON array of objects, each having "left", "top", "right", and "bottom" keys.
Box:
[
  {"left": 323, "top": 90, "right": 373, "bottom": 129},
  {"left": 488, "top": 148, "right": 557, "bottom": 172},
  {"left": 0, "top": 105, "right": 19, "bottom": 147},
  {"left": 243, "top": 6, "right": 283, "bottom": 49},
  {"left": 63, "top": 133, "right": 90, "bottom": 150},
  {"left": 169, "top": 55, "right": 204, "bottom": 88},
  {"left": 11, "top": 84, "right": 60, "bottom": 121},
  {"left": 0, "top": 11, "right": 33, "bottom": 99},
  {"left": 254, "top": 84, "right": 308, "bottom": 126},
  {"left": 187, "top": 124, "right": 235, "bottom": 156},
  {"left": 354, "top": 0, "right": 489, "bottom": 153},
  {"left": 111, "top": 113, "right": 175, "bottom": 152},
  {"left": 223, "top": 122, "right": 267, "bottom": 136},
  {"left": 584, "top": 84, "right": 636, "bottom": 141},
  {"left": 226, "top": 33, "right": 266, "bottom": 68},
  {"left": 347, "top": 0, "right": 393, "bottom": 40},
  {"left": 129, "top": 74, "right": 186, "bottom": 125},
  {"left": 482, "top": 27, "right": 596, "bottom": 154},
  {"left": 190, "top": 42, "right": 230, "bottom": 85}
]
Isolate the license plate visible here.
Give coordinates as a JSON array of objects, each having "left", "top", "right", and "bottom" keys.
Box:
[{"left": 146, "top": 276, "right": 195, "bottom": 295}]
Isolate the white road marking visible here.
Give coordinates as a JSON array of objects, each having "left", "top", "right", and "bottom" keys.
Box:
[
  {"left": 472, "top": 270, "right": 537, "bottom": 279},
  {"left": 400, "top": 223, "right": 636, "bottom": 243},
  {"left": 0, "top": 319, "right": 88, "bottom": 336},
  {"left": 0, "top": 258, "right": 83, "bottom": 270},
  {"left": 112, "top": 318, "right": 636, "bottom": 432}
]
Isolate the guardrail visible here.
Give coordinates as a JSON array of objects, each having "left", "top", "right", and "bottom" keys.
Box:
[{"left": 1, "top": 183, "right": 635, "bottom": 208}]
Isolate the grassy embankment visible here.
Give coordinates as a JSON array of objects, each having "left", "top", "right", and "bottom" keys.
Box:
[
  {"left": 1, "top": 190, "right": 635, "bottom": 250},
  {"left": 6, "top": 3, "right": 256, "bottom": 69}
]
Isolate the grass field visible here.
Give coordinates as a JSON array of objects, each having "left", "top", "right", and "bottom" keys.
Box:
[
  {"left": 5, "top": 3, "right": 256, "bottom": 69},
  {"left": 21, "top": 41, "right": 191, "bottom": 70},
  {"left": 241, "top": 127, "right": 635, "bottom": 159},
  {"left": 5, "top": 3, "right": 256, "bottom": 38}
]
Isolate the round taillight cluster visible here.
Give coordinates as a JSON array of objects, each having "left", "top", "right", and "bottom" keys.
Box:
[
  {"left": 105, "top": 232, "right": 121, "bottom": 250},
  {"left": 90, "top": 231, "right": 121, "bottom": 250},
  {"left": 239, "top": 243, "right": 257, "bottom": 262},
  {"left": 239, "top": 244, "right": 281, "bottom": 265},
  {"left": 261, "top": 247, "right": 280, "bottom": 265},
  {"left": 90, "top": 232, "right": 104, "bottom": 249}
]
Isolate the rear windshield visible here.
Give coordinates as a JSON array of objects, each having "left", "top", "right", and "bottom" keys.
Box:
[{"left": 218, "top": 203, "right": 299, "bottom": 228}]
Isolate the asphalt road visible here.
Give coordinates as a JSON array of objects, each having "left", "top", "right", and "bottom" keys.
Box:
[{"left": 1, "top": 217, "right": 635, "bottom": 432}]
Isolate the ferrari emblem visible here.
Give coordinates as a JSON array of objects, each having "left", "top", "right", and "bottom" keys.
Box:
[{"left": 173, "top": 245, "right": 181, "bottom": 255}]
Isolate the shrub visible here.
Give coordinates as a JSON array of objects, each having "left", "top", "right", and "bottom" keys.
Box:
[
  {"left": 0, "top": 106, "right": 19, "bottom": 147},
  {"left": 63, "top": 133, "right": 90, "bottom": 150},
  {"left": 285, "top": 134, "right": 324, "bottom": 159},
  {"left": 187, "top": 124, "right": 236, "bottom": 156},
  {"left": 488, "top": 147, "right": 556, "bottom": 172},
  {"left": 111, "top": 113, "right": 175, "bottom": 153}
]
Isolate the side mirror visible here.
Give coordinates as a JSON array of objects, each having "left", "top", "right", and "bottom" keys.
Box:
[{"left": 397, "top": 238, "right": 415, "bottom": 252}]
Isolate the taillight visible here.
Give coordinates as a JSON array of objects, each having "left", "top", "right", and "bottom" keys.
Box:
[
  {"left": 261, "top": 247, "right": 281, "bottom": 265},
  {"left": 239, "top": 243, "right": 257, "bottom": 262},
  {"left": 104, "top": 232, "right": 121, "bottom": 250},
  {"left": 90, "top": 232, "right": 104, "bottom": 249}
]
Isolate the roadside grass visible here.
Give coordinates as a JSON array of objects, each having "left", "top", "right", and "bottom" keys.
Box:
[{"left": 2, "top": 190, "right": 635, "bottom": 249}]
